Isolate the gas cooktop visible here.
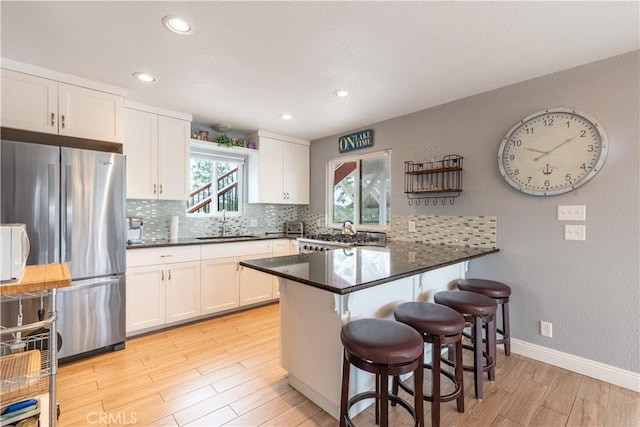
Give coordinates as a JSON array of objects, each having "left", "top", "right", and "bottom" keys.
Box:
[{"left": 297, "top": 231, "right": 386, "bottom": 252}]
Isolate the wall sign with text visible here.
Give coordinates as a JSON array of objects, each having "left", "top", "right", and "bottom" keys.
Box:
[{"left": 338, "top": 129, "right": 374, "bottom": 153}]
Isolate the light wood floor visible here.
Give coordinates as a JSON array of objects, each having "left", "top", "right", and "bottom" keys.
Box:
[{"left": 56, "top": 303, "right": 640, "bottom": 426}]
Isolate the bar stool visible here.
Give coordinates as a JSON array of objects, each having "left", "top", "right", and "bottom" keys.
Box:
[
  {"left": 455, "top": 278, "right": 512, "bottom": 356},
  {"left": 340, "top": 318, "right": 425, "bottom": 427},
  {"left": 434, "top": 290, "right": 497, "bottom": 400},
  {"left": 392, "top": 302, "right": 465, "bottom": 427}
]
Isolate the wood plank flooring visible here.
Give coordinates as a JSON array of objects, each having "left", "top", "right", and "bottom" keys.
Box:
[{"left": 56, "top": 303, "right": 640, "bottom": 426}]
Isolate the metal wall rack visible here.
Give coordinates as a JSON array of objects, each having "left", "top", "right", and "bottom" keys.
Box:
[{"left": 404, "top": 154, "right": 463, "bottom": 205}]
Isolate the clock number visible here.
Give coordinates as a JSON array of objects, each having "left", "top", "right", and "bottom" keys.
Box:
[
  {"left": 565, "top": 121, "right": 571, "bottom": 128},
  {"left": 543, "top": 118, "right": 554, "bottom": 126},
  {"left": 565, "top": 174, "right": 572, "bottom": 182},
  {"left": 580, "top": 130, "right": 587, "bottom": 137},
  {"left": 544, "top": 180, "right": 550, "bottom": 187},
  {"left": 587, "top": 144, "right": 594, "bottom": 152},
  {"left": 513, "top": 169, "right": 519, "bottom": 176},
  {"left": 580, "top": 163, "right": 587, "bottom": 170},
  {"left": 525, "top": 127, "right": 534, "bottom": 135},
  {"left": 509, "top": 154, "right": 515, "bottom": 161},
  {"left": 526, "top": 177, "right": 532, "bottom": 184},
  {"left": 512, "top": 139, "right": 522, "bottom": 147}
]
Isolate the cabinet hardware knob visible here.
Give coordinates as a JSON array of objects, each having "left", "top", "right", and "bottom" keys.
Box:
[
  {"left": 51, "top": 113, "right": 55, "bottom": 127},
  {"left": 159, "top": 184, "right": 163, "bottom": 194},
  {"left": 168, "top": 270, "right": 172, "bottom": 280},
  {"left": 153, "top": 184, "right": 157, "bottom": 194},
  {"left": 161, "top": 270, "right": 165, "bottom": 281},
  {"left": 61, "top": 115, "right": 66, "bottom": 128}
]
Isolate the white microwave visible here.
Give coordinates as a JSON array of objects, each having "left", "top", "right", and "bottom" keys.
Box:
[{"left": 1, "top": 223, "right": 30, "bottom": 282}]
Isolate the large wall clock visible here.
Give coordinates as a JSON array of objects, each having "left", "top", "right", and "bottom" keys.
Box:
[{"left": 498, "top": 107, "right": 608, "bottom": 196}]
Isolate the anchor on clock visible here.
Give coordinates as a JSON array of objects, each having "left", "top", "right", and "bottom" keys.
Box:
[{"left": 541, "top": 163, "right": 555, "bottom": 175}]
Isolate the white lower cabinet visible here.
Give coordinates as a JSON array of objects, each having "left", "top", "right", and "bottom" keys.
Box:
[
  {"left": 126, "top": 246, "right": 200, "bottom": 335},
  {"left": 165, "top": 261, "right": 201, "bottom": 323},
  {"left": 127, "top": 239, "right": 293, "bottom": 335},
  {"left": 126, "top": 264, "right": 166, "bottom": 332},
  {"left": 240, "top": 253, "right": 275, "bottom": 306},
  {"left": 200, "top": 257, "right": 239, "bottom": 314}
]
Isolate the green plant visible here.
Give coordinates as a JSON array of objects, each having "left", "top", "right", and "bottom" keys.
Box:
[{"left": 215, "top": 134, "right": 233, "bottom": 147}]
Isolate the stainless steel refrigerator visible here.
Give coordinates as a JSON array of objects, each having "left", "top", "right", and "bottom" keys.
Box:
[{"left": 1, "top": 139, "right": 126, "bottom": 359}]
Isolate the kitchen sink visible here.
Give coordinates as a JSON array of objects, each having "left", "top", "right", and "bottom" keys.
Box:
[{"left": 196, "top": 235, "right": 258, "bottom": 240}]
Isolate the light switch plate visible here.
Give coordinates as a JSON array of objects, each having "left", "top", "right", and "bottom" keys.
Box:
[
  {"left": 558, "top": 205, "right": 586, "bottom": 221},
  {"left": 565, "top": 224, "right": 586, "bottom": 241}
]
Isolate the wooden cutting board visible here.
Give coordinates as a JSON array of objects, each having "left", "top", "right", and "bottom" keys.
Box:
[{"left": 0, "top": 263, "right": 70, "bottom": 296}]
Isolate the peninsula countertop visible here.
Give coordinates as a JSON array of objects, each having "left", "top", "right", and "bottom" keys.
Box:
[{"left": 240, "top": 242, "right": 499, "bottom": 294}]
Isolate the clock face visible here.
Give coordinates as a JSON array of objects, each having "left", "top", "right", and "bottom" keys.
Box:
[{"left": 498, "top": 108, "right": 608, "bottom": 196}]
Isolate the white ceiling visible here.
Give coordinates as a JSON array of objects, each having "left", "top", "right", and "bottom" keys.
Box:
[{"left": 1, "top": 1, "right": 638, "bottom": 141}]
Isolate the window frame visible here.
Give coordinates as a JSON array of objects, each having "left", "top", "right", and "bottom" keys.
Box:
[
  {"left": 326, "top": 149, "right": 391, "bottom": 231},
  {"left": 187, "top": 142, "right": 247, "bottom": 218}
]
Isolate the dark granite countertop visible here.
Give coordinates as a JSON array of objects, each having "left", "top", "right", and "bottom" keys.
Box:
[
  {"left": 239, "top": 242, "right": 499, "bottom": 294},
  {"left": 126, "top": 233, "right": 294, "bottom": 249}
]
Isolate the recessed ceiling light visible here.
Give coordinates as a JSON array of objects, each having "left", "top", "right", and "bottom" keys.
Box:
[
  {"left": 162, "top": 15, "right": 192, "bottom": 34},
  {"left": 280, "top": 114, "right": 292, "bottom": 120},
  {"left": 133, "top": 72, "right": 156, "bottom": 83},
  {"left": 333, "top": 89, "right": 350, "bottom": 97}
]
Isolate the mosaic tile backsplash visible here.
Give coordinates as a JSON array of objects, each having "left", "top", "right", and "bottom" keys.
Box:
[
  {"left": 388, "top": 215, "right": 497, "bottom": 248},
  {"left": 126, "top": 200, "right": 496, "bottom": 248}
]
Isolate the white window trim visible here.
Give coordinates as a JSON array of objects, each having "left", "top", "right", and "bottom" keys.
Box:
[
  {"left": 326, "top": 149, "right": 391, "bottom": 231},
  {"left": 188, "top": 142, "right": 247, "bottom": 218}
]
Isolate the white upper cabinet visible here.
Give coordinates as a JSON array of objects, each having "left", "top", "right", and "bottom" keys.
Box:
[
  {"left": 124, "top": 104, "right": 191, "bottom": 200},
  {"left": 1, "top": 69, "right": 124, "bottom": 142},
  {"left": 248, "top": 131, "right": 310, "bottom": 204}
]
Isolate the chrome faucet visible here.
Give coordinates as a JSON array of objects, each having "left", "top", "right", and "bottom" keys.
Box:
[{"left": 220, "top": 209, "right": 228, "bottom": 237}]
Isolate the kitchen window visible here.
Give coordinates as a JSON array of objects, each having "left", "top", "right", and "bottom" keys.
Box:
[
  {"left": 187, "top": 144, "right": 245, "bottom": 216},
  {"left": 327, "top": 150, "right": 390, "bottom": 229}
]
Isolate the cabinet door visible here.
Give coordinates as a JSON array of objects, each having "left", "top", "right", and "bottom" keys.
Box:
[
  {"left": 58, "top": 83, "right": 124, "bottom": 142},
  {"left": 201, "top": 257, "right": 239, "bottom": 314},
  {"left": 165, "top": 261, "right": 201, "bottom": 323},
  {"left": 239, "top": 253, "right": 274, "bottom": 306},
  {"left": 1, "top": 69, "right": 57, "bottom": 134},
  {"left": 157, "top": 115, "right": 189, "bottom": 200},
  {"left": 285, "top": 142, "right": 310, "bottom": 204},
  {"left": 124, "top": 108, "right": 158, "bottom": 199},
  {"left": 255, "top": 137, "right": 285, "bottom": 203},
  {"left": 126, "top": 265, "right": 166, "bottom": 333}
]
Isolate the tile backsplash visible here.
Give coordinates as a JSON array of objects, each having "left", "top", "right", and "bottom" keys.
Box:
[{"left": 126, "top": 199, "right": 496, "bottom": 248}]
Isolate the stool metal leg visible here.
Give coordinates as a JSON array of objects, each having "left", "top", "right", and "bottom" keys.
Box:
[
  {"left": 432, "top": 336, "right": 442, "bottom": 427},
  {"left": 487, "top": 314, "right": 497, "bottom": 382},
  {"left": 380, "top": 367, "right": 389, "bottom": 427},
  {"left": 340, "top": 351, "right": 350, "bottom": 427},
  {"left": 414, "top": 358, "right": 424, "bottom": 427},
  {"left": 472, "top": 316, "right": 484, "bottom": 400},
  {"left": 454, "top": 339, "right": 464, "bottom": 412},
  {"left": 502, "top": 302, "right": 511, "bottom": 356}
]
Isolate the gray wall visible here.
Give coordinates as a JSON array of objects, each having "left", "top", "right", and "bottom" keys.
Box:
[{"left": 310, "top": 51, "right": 639, "bottom": 373}]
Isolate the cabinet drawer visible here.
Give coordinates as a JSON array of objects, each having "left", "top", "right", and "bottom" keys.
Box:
[
  {"left": 127, "top": 245, "right": 200, "bottom": 267},
  {"left": 201, "top": 241, "right": 273, "bottom": 259}
]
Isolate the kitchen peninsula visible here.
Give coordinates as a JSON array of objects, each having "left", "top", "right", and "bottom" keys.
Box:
[{"left": 240, "top": 242, "right": 498, "bottom": 419}]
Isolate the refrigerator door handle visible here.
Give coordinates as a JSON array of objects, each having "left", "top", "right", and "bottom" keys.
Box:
[
  {"left": 62, "top": 164, "right": 72, "bottom": 262},
  {"left": 48, "top": 164, "right": 59, "bottom": 263}
]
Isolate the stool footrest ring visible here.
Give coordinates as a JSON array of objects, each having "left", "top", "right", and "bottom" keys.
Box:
[{"left": 343, "top": 390, "right": 419, "bottom": 427}]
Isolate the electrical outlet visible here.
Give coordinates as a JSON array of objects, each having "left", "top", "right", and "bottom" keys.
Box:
[
  {"left": 408, "top": 220, "right": 416, "bottom": 232},
  {"left": 565, "top": 224, "right": 586, "bottom": 241},
  {"left": 558, "top": 205, "right": 586, "bottom": 221},
  {"left": 540, "top": 321, "right": 553, "bottom": 337}
]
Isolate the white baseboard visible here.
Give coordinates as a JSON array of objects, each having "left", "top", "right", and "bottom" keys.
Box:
[{"left": 511, "top": 338, "right": 640, "bottom": 393}]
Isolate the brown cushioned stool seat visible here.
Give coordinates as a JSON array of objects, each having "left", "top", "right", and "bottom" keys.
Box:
[
  {"left": 434, "top": 290, "right": 497, "bottom": 400},
  {"left": 340, "top": 318, "right": 425, "bottom": 427},
  {"left": 455, "top": 278, "right": 512, "bottom": 356},
  {"left": 393, "top": 302, "right": 465, "bottom": 427}
]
